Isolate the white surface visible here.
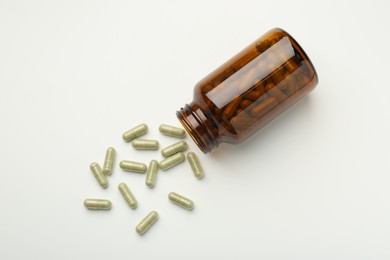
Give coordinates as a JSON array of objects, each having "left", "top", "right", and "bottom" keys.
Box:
[{"left": 0, "top": 0, "right": 389, "bottom": 259}]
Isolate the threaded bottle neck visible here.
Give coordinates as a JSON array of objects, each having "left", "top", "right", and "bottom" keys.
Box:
[{"left": 176, "top": 103, "right": 219, "bottom": 154}]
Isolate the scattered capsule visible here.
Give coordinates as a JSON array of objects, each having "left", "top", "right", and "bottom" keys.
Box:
[
  {"left": 118, "top": 183, "right": 137, "bottom": 209},
  {"left": 120, "top": 160, "right": 147, "bottom": 173},
  {"left": 145, "top": 160, "right": 159, "bottom": 188},
  {"left": 132, "top": 139, "right": 159, "bottom": 150},
  {"left": 187, "top": 152, "right": 204, "bottom": 179},
  {"left": 122, "top": 123, "right": 148, "bottom": 142},
  {"left": 136, "top": 211, "right": 159, "bottom": 235},
  {"left": 159, "top": 152, "right": 185, "bottom": 171},
  {"left": 161, "top": 141, "right": 188, "bottom": 158},
  {"left": 90, "top": 162, "right": 108, "bottom": 188},
  {"left": 84, "top": 199, "right": 112, "bottom": 210},
  {"left": 159, "top": 124, "right": 186, "bottom": 138},
  {"left": 102, "top": 147, "right": 116, "bottom": 175},
  {"left": 168, "top": 192, "right": 194, "bottom": 210}
]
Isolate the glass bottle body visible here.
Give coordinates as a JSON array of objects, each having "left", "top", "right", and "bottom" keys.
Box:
[{"left": 177, "top": 28, "right": 318, "bottom": 153}]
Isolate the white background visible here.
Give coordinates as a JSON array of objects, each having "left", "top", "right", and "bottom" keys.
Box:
[{"left": 0, "top": 0, "right": 389, "bottom": 259}]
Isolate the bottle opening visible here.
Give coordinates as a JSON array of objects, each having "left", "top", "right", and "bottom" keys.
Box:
[{"left": 177, "top": 104, "right": 219, "bottom": 154}]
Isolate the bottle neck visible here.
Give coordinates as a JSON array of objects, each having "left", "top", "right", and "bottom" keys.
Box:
[{"left": 176, "top": 103, "right": 219, "bottom": 154}]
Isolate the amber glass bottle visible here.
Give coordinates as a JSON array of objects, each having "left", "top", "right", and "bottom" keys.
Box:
[{"left": 177, "top": 28, "right": 318, "bottom": 153}]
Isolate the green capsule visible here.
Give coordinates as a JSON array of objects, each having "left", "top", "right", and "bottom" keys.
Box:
[
  {"left": 136, "top": 211, "right": 159, "bottom": 235},
  {"left": 145, "top": 160, "right": 158, "bottom": 188},
  {"left": 120, "top": 160, "right": 147, "bottom": 173},
  {"left": 84, "top": 199, "right": 112, "bottom": 210},
  {"left": 161, "top": 141, "right": 188, "bottom": 158},
  {"left": 159, "top": 124, "right": 186, "bottom": 138},
  {"left": 103, "top": 147, "right": 116, "bottom": 175},
  {"left": 168, "top": 192, "right": 194, "bottom": 210},
  {"left": 187, "top": 152, "right": 204, "bottom": 179},
  {"left": 159, "top": 152, "right": 185, "bottom": 171},
  {"left": 122, "top": 123, "right": 148, "bottom": 142},
  {"left": 118, "top": 183, "right": 137, "bottom": 209},
  {"left": 132, "top": 139, "right": 159, "bottom": 150},
  {"left": 90, "top": 162, "right": 108, "bottom": 188}
]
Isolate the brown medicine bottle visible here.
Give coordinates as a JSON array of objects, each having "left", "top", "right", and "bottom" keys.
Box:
[{"left": 177, "top": 28, "right": 318, "bottom": 153}]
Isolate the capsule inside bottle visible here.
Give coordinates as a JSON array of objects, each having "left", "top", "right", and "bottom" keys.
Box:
[{"left": 177, "top": 28, "right": 318, "bottom": 153}]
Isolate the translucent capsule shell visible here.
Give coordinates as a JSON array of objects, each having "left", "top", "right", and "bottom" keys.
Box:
[
  {"left": 103, "top": 147, "right": 116, "bottom": 175},
  {"left": 187, "top": 152, "right": 204, "bottom": 179},
  {"left": 136, "top": 211, "right": 159, "bottom": 235},
  {"left": 168, "top": 192, "right": 194, "bottom": 210},
  {"left": 120, "top": 160, "right": 147, "bottom": 173},
  {"left": 84, "top": 199, "right": 112, "bottom": 210},
  {"left": 161, "top": 141, "right": 188, "bottom": 158},
  {"left": 118, "top": 183, "right": 137, "bottom": 209},
  {"left": 159, "top": 124, "right": 186, "bottom": 138},
  {"left": 145, "top": 160, "right": 158, "bottom": 188},
  {"left": 159, "top": 152, "right": 185, "bottom": 171},
  {"left": 90, "top": 162, "right": 108, "bottom": 188},
  {"left": 131, "top": 139, "right": 159, "bottom": 150},
  {"left": 122, "top": 123, "right": 148, "bottom": 142}
]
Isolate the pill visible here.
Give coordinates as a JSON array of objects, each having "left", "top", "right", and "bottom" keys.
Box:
[
  {"left": 223, "top": 97, "right": 241, "bottom": 120},
  {"left": 102, "top": 147, "right": 116, "bottom": 175},
  {"left": 265, "top": 83, "right": 287, "bottom": 103},
  {"left": 145, "top": 160, "right": 158, "bottom": 188},
  {"left": 131, "top": 139, "right": 159, "bottom": 150},
  {"left": 208, "top": 66, "right": 236, "bottom": 87},
  {"left": 168, "top": 192, "right": 194, "bottom": 210},
  {"left": 118, "top": 183, "right": 137, "bottom": 209},
  {"left": 122, "top": 123, "right": 148, "bottom": 142},
  {"left": 244, "top": 90, "right": 261, "bottom": 101},
  {"left": 159, "top": 124, "right": 186, "bottom": 138},
  {"left": 161, "top": 141, "right": 188, "bottom": 158},
  {"left": 187, "top": 152, "right": 204, "bottom": 179},
  {"left": 84, "top": 199, "right": 111, "bottom": 210},
  {"left": 250, "top": 97, "right": 277, "bottom": 118},
  {"left": 277, "top": 74, "right": 297, "bottom": 95},
  {"left": 136, "top": 211, "right": 159, "bottom": 235},
  {"left": 159, "top": 152, "right": 185, "bottom": 171},
  {"left": 230, "top": 115, "right": 257, "bottom": 130},
  {"left": 222, "top": 117, "right": 237, "bottom": 134},
  {"left": 90, "top": 162, "right": 108, "bottom": 188},
  {"left": 285, "top": 59, "right": 297, "bottom": 72},
  {"left": 271, "top": 69, "right": 285, "bottom": 85},
  {"left": 240, "top": 99, "right": 253, "bottom": 109},
  {"left": 120, "top": 160, "right": 147, "bottom": 173}
]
